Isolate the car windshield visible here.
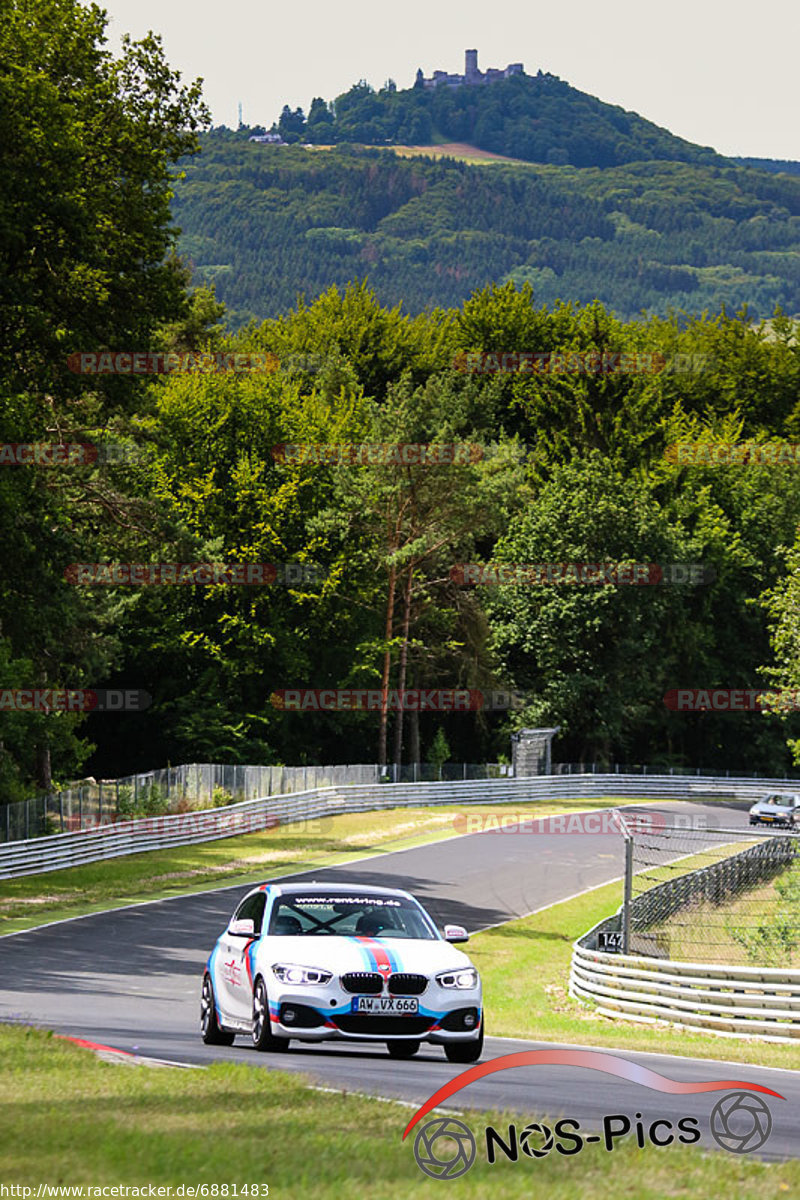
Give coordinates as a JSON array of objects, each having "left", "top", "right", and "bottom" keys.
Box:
[
  {"left": 267, "top": 893, "right": 439, "bottom": 940},
  {"left": 764, "top": 796, "right": 791, "bottom": 808}
]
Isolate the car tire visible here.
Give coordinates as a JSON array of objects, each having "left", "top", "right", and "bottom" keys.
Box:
[
  {"left": 444, "top": 1023, "right": 484, "bottom": 1064},
  {"left": 252, "top": 977, "right": 290, "bottom": 1053},
  {"left": 201, "top": 973, "right": 235, "bottom": 1046},
  {"left": 386, "top": 1039, "right": 421, "bottom": 1059}
]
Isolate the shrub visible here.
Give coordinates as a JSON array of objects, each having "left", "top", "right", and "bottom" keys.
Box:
[
  {"left": 140, "top": 784, "right": 169, "bottom": 816},
  {"left": 115, "top": 786, "right": 136, "bottom": 820},
  {"left": 211, "top": 785, "right": 235, "bottom": 808}
]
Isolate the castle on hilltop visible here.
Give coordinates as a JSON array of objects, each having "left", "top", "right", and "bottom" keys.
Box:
[{"left": 415, "top": 49, "right": 524, "bottom": 90}]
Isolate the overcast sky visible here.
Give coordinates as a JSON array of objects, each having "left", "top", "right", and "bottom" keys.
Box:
[{"left": 102, "top": 0, "right": 798, "bottom": 160}]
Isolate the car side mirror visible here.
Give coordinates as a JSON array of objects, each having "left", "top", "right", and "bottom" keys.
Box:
[
  {"left": 443, "top": 924, "right": 469, "bottom": 943},
  {"left": 229, "top": 918, "right": 255, "bottom": 936}
]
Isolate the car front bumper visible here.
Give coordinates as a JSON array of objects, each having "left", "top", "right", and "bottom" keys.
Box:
[{"left": 267, "top": 981, "right": 483, "bottom": 1043}]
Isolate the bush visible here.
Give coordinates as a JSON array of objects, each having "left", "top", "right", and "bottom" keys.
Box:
[
  {"left": 426, "top": 728, "right": 451, "bottom": 770},
  {"left": 211, "top": 785, "right": 236, "bottom": 808},
  {"left": 39, "top": 814, "right": 62, "bottom": 836},
  {"left": 140, "top": 784, "right": 169, "bottom": 816},
  {"left": 115, "top": 786, "right": 135, "bottom": 820}
]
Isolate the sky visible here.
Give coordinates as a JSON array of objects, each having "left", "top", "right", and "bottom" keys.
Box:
[{"left": 101, "top": 0, "right": 799, "bottom": 160}]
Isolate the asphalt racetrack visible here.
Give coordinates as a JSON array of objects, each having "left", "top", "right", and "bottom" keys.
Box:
[{"left": 1, "top": 800, "right": 798, "bottom": 1161}]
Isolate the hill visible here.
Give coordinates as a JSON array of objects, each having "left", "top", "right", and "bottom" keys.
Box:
[
  {"left": 277, "top": 72, "right": 726, "bottom": 170},
  {"left": 173, "top": 135, "right": 800, "bottom": 324}
]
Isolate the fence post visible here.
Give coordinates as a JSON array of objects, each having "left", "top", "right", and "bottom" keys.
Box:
[{"left": 622, "top": 835, "right": 633, "bottom": 954}]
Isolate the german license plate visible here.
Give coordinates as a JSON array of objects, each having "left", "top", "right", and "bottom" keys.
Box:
[{"left": 352, "top": 996, "right": 419, "bottom": 1015}]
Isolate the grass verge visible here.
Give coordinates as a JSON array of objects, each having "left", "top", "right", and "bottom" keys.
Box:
[
  {"left": 469, "top": 880, "right": 800, "bottom": 1070},
  {"left": 0, "top": 1025, "right": 796, "bottom": 1195},
  {"left": 0, "top": 798, "right": 637, "bottom": 935}
]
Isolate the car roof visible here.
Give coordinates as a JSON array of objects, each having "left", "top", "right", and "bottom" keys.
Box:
[{"left": 259, "top": 881, "right": 415, "bottom": 900}]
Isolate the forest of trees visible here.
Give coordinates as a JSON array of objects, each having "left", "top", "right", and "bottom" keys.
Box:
[
  {"left": 173, "top": 136, "right": 800, "bottom": 326},
  {"left": 4, "top": 2, "right": 800, "bottom": 803}
]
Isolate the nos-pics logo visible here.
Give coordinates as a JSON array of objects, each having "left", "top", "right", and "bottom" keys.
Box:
[{"left": 405, "top": 1050, "right": 783, "bottom": 1179}]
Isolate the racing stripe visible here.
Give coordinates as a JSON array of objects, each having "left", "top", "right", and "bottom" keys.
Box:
[
  {"left": 354, "top": 935, "right": 394, "bottom": 977},
  {"left": 242, "top": 937, "right": 257, "bottom": 987},
  {"left": 207, "top": 944, "right": 224, "bottom": 1023},
  {"left": 347, "top": 936, "right": 376, "bottom": 971}
]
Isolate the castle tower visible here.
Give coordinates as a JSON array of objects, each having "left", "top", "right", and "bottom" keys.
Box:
[{"left": 465, "top": 49, "right": 479, "bottom": 81}]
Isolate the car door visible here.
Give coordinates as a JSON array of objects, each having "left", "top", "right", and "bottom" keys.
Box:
[{"left": 216, "top": 892, "right": 266, "bottom": 1023}]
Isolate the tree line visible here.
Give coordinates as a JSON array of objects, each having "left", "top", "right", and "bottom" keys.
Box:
[
  {"left": 173, "top": 137, "right": 800, "bottom": 326},
  {"left": 4, "top": 1, "right": 800, "bottom": 803}
]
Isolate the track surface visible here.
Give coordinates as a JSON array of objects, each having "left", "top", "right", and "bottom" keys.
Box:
[{"left": 1, "top": 800, "right": 798, "bottom": 1161}]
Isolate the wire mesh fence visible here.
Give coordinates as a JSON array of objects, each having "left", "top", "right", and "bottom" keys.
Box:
[
  {"left": 0, "top": 761, "right": 513, "bottom": 842},
  {"left": 554, "top": 762, "right": 800, "bottom": 778},
  {"left": 619, "top": 812, "right": 800, "bottom": 966},
  {"left": 0, "top": 763, "right": 382, "bottom": 843}
]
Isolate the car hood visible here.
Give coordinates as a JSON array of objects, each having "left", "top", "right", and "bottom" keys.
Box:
[{"left": 256, "top": 935, "right": 475, "bottom": 975}]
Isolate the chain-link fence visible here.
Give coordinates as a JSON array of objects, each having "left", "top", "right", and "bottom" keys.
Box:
[
  {"left": 0, "top": 763, "right": 383, "bottom": 842},
  {"left": 618, "top": 813, "right": 800, "bottom": 966},
  {"left": 0, "top": 761, "right": 514, "bottom": 842},
  {"left": 554, "top": 762, "right": 800, "bottom": 778}
]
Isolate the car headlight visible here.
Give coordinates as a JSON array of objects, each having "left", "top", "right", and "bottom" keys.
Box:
[
  {"left": 436, "top": 967, "right": 479, "bottom": 990},
  {"left": 272, "top": 963, "right": 332, "bottom": 986}
]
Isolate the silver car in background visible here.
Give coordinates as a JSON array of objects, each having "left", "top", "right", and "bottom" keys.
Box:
[{"left": 748, "top": 793, "right": 800, "bottom": 828}]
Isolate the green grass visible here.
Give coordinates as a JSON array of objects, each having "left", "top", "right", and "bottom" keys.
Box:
[
  {"left": 0, "top": 797, "right": 641, "bottom": 935},
  {"left": 470, "top": 881, "right": 800, "bottom": 1071},
  {"left": 1, "top": 1025, "right": 797, "bottom": 1195}
]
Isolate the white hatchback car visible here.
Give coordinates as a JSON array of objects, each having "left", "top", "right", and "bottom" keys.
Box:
[{"left": 201, "top": 882, "right": 483, "bottom": 1061}]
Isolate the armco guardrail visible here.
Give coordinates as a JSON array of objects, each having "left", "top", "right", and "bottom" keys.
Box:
[
  {"left": 1, "top": 771, "right": 798, "bottom": 880},
  {"left": 570, "top": 940, "right": 800, "bottom": 1040}
]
